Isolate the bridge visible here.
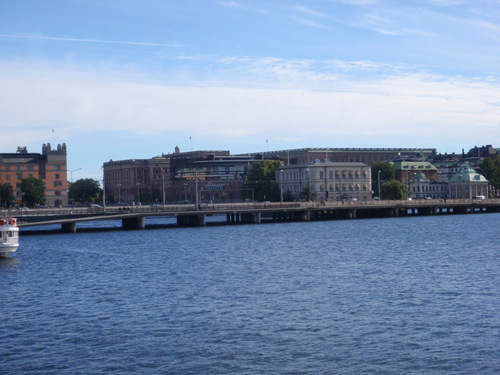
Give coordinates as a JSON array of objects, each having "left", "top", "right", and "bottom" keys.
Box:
[{"left": 5, "top": 198, "right": 500, "bottom": 233}]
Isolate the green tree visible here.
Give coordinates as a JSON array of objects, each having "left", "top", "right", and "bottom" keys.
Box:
[
  {"left": 243, "top": 160, "right": 282, "bottom": 201},
  {"left": 381, "top": 180, "right": 407, "bottom": 200},
  {"left": 69, "top": 178, "right": 102, "bottom": 203},
  {"left": 0, "top": 183, "right": 16, "bottom": 208},
  {"left": 301, "top": 183, "right": 316, "bottom": 201},
  {"left": 477, "top": 155, "right": 500, "bottom": 197},
  {"left": 371, "top": 162, "right": 396, "bottom": 198},
  {"left": 283, "top": 190, "right": 295, "bottom": 202},
  {"left": 21, "top": 177, "right": 46, "bottom": 207}
]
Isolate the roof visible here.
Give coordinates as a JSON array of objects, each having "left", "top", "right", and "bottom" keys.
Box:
[
  {"left": 280, "top": 161, "right": 368, "bottom": 169},
  {"left": 450, "top": 167, "right": 488, "bottom": 183},
  {"left": 391, "top": 161, "right": 437, "bottom": 171}
]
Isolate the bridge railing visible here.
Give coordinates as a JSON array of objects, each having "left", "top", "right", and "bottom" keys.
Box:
[{"left": 3, "top": 198, "right": 499, "bottom": 219}]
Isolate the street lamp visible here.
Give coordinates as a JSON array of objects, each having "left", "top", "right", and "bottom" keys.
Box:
[
  {"left": 162, "top": 170, "right": 166, "bottom": 205},
  {"left": 69, "top": 168, "right": 81, "bottom": 183},
  {"left": 306, "top": 168, "right": 311, "bottom": 202},
  {"left": 136, "top": 182, "right": 141, "bottom": 204},
  {"left": 117, "top": 183, "right": 121, "bottom": 203},
  {"left": 378, "top": 170, "right": 381, "bottom": 200},
  {"left": 280, "top": 169, "right": 284, "bottom": 202},
  {"left": 101, "top": 166, "right": 106, "bottom": 208}
]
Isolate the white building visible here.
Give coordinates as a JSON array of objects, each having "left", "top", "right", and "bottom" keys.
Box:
[
  {"left": 409, "top": 171, "right": 448, "bottom": 199},
  {"left": 449, "top": 167, "right": 489, "bottom": 199},
  {"left": 276, "top": 161, "right": 372, "bottom": 202}
]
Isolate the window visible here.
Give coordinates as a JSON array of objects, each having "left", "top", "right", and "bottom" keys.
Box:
[
  {"left": 16, "top": 173, "right": 22, "bottom": 180},
  {"left": 55, "top": 174, "right": 60, "bottom": 179},
  {"left": 54, "top": 181, "right": 62, "bottom": 187},
  {"left": 16, "top": 166, "right": 23, "bottom": 171}
]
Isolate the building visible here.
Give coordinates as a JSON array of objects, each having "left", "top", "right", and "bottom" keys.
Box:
[
  {"left": 103, "top": 148, "right": 262, "bottom": 204},
  {"left": 103, "top": 157, "right": 170, "bottom": 204},
  {"left": 241, "top": 147, "right": 436, "bottom": 165},
  {"left": 172, "top": 152, "right": 257, "bottom": 203},
  {"left": 0, "top": 144, "right": 68, "bottom": 207},
  {"left": 390, "top": 161, "right": 438, "bottom": 186},
  {"left": 409, "top": 171, "right": 448, "bottom": 199},
  {"left": 277, "top": 161, "right": 372, "bottom": 202},
  {"left": 449, "top": 166, "right": 489, "bottom": 199}
]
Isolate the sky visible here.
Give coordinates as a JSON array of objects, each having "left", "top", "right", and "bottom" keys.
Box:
[{"left": 1, "top": 0, "right": 500, "bottom": 180}]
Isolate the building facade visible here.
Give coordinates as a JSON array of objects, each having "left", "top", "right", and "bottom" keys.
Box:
[
  {"left": 103, "top": 157, "right": 170, "bottom": 204},
  {"left": 277, "top": 161, "right": 372, "bottom": 202},
  {"left": 409, "top": 171, "right": 448, "bottom": 199},
  {"left": 103, "top": 149, "right": 261, "bottom": 204},
  {"left": 449, "top": 167, "right": 489, "bottom": 199},
  {"left": 242, "top": 147, "right": 436, "bottom": 165},
  {"left": 0, "top": 144, "right": 68, "bottom": 207}
]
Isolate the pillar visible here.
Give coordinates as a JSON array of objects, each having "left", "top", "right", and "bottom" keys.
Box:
[
  {"left": 122, "top": 216, "right": 146, "bottom": 229},
  {"left": 62, "top": 222, "right": 77, "bottom": 233}
]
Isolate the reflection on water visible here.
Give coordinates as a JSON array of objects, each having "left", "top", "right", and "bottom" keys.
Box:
[{"left": 0, "top": 256, "right": 20, "bottom": 270}]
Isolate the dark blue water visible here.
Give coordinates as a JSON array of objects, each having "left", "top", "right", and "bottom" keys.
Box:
[{"left": 1, "top": 214, "right": 499, "bottom": 374}]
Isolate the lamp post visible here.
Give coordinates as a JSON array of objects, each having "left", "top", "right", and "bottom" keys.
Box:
[
  {"left": 378, "top": 170, "right": 381, "bottom": 200},
  {"left": 162, "top": 170, "right": 166, "bottom": 205},
  {"left": 307, "top": 168, "right": 311, "bottom": 201},
  {"left": 280, "top": 169, "right": 284, "bottom": 202},
  {"left": 101, "top": 166, "right": 106, "bottom": 208},
  {"left": 69, "top": 168, "right": 81, "bottom": 183},
  {"left": 136, "top": 182, "right": 141, "bottom": 204},
  {"left": 117, "top": 183, "right": 121, "bottom": 203}
]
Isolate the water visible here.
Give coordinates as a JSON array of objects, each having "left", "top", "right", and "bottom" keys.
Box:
[{"left": 1, "top": 214, "right": 499, "bottom": 374}]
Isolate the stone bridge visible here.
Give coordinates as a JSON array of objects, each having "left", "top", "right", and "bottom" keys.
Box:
[{"left": 5, "top": 198, "right": 500, "bottom": 233}]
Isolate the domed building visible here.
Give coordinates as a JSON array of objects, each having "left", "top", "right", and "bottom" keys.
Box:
[{"left": 449, "top": 166, "right": 489, "bottom": 199}]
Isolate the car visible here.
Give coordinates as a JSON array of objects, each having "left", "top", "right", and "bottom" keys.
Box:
[{"left": 88, "top": 203, "right": 101, "bottom": 208}]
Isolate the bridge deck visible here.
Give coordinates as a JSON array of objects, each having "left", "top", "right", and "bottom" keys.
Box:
[{"left": 4, "top": 198, "right": 499, "bottom": 231}]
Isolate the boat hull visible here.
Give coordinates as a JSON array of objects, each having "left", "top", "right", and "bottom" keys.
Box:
[
  {"left": 0, "top": 217, "right": 19, "bottom": 257},
  {"left": 0, "top": 244, "right": 18, "bottom": 258}
]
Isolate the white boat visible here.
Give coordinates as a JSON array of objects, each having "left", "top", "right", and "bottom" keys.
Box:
[{"left": 0, "top": 217, "right": 19, "bottom": 257}]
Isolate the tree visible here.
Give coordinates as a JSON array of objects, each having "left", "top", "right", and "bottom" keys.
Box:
[
  {"left": 371, "top": 162, "right": 396, "bottom": 198},
  {"left": 243, "top": 160, "right": 282, "bottom": 201},
  {"left": 477, "top": 155, "right": 500, "bottom": 197},
  {"left": 301, "top": 183, "right": 316, "bottom": 201},
  {"left": 283, "top": 190, "right": 295, "bottom": 202},
  {"left": 21, "top": 177, "right": 46, "bottom": 207},
  {"left": 381, "top": 180, "right": 407, "bottom": 200},
  {"left": 69, "top": 178, "right": 102, "bottom": 203},
  {"left": 0, "top": 183, "right": 16, "bottom": 208}
]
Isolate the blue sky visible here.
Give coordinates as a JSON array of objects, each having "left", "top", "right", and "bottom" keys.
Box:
[{"left": 1, "top": 0, "right": 499, "bottom": 179}]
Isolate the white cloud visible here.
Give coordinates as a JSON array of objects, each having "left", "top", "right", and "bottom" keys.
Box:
[
  {"left": 289, "top": 15, "right": 329, "bottom": 29},
  {"left": 418, "top": 0, "right": 466, "bottom": 6},
  {"left": 0, "top": 33, "right": 184, "bottom": 48},
  {"left": 215, "top": 1, "right": 268, "bottom": 14},
  {"left": 328, "top": 0, "right": 377, "bottom": 5},
  {"left": 1, "top": 58, "right": 498, "bottom": 154},
  {"left": 292, "top": 5, "right": 329, "bottom": 19}
]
